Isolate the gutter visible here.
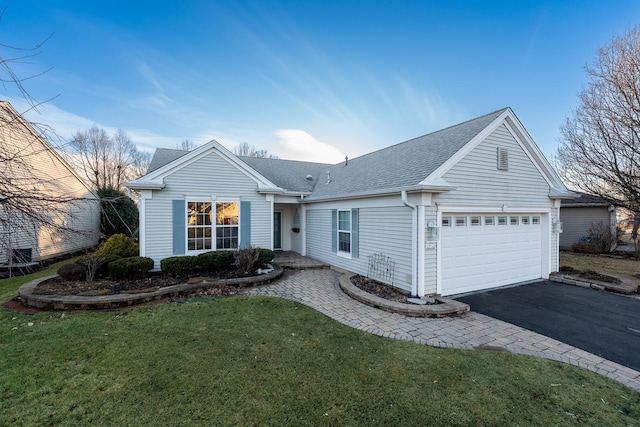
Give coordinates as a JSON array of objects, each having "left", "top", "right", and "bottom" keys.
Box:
[{"left": 401, "top": 190, "right": 419, "bottom": 297}]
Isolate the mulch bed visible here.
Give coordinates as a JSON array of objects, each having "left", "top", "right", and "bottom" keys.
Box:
[
  {"left": 350, "top": 275, "right": 410, "bottom": 303},
  {"left": 32, "top": 271, "right": 260, "bottom": 297}
]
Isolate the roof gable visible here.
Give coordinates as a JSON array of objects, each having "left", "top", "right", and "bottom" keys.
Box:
[{"left": 126, "top": 140, "right": 282, "bottom": 192}]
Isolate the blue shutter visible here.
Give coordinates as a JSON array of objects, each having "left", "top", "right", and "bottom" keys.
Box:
[
  {"left": 351, "top": 208, "right": 359, "bottom": 258},
  {"left": 331, "top": 209, "right": 337, "bottom": 252},
  {"left": 240, "top": 201, "right": 251, "bottom": 248},
  {"left": 172, "top": 200, "right": 186, "bottom": 255}
]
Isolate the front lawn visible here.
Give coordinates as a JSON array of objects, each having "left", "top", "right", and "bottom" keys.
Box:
[{"left": 1, "top": 271, "right": 640, "bottom": 426}]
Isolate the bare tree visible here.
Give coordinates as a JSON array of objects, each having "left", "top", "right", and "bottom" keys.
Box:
[
  {"left": 68, "top": 126, "right": 150, "bottom": 191},
  {"left": 233, "top": 142, "right": 278, "bottom": 158},
  {"left": 177, "top": 139, "right": 197, "bottom": 151},
  {"left": 556, "top": 25, "right": 640, "bottom": 240}
]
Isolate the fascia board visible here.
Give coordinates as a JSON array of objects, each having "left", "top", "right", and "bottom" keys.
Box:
[
  {"left": 302, "top": 184, "right": 454, "bottom": 203},
  {"left": 502, "top": 115, "right": 568, "bottom": 191}
]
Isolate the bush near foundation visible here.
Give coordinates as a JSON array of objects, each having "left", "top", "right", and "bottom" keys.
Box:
[
  {"left": 109, "top": 256, "right": 154, "bottom": 280},
  {"left": 161, "top": 256, "right": 198, "bottom": 276},
  {"left": 197, "top": 251, "right": 235, "bottom": 272},
  {"left": 96, "top": 234, "right": 139, "bottom": 258}
]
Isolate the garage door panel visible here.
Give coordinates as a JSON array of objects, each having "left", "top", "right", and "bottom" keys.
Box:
[{"left": 441, "top": 213, "right": 542, "bottom": 296}]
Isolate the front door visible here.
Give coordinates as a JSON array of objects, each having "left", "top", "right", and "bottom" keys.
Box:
[{"left": 273, "top": 211, "right": 282, "bottom": 250}]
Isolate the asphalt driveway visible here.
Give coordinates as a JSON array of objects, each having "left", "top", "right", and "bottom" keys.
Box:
[{"left": 455, "top": 281, "right": 640, "bottom": 371}]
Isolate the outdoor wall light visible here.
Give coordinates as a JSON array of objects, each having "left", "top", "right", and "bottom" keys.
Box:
[
  {"left": 426, "top": 220, "right": 439, "bottom": 241},
  {"left": 552, "top": 220, "right": 563, "bottom": 234}
]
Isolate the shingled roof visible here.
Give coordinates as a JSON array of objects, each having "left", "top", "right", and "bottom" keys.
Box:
[{"left": 139, "top": 107, "right": 567, "bottom": 200}]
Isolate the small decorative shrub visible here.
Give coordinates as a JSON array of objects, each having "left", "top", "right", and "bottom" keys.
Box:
[
  {"left": 77, "top": 254, "right": 121, "bottom": 281},
  {"left": 234, "top": 246, "right": 260, "bottom": 275},
  {"left": 57, "top": 263, "right": 86, "bottom": 281},
  {"left": 587, "top": 221, "right": 615, "bottom": 253},
  {"left": 161, "top": 256, "right": 198, "bottom": 276},
  {"left": 571, "top": 242, "right": 598, "bottom": 254},
  {"left": 96, "top": 233, "right": 139, "bottom": 258},
  {"left": 197, "top": 251, "right": 235, "bottom": 272},
  {"left": 109, "top": 256, "right": 154, "bottom": 280},
  {"left": 257, "top": 248, "right": 274, "bottom": 268}
]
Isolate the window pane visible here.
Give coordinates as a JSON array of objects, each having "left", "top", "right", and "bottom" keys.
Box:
[
  {"left": 498, "top": 216, "right": 507, "bottom": 225},
  {"left": 338, "top": 231, "right": 351, "bottom": 253},
  {"left": 338, "top": 210, "right": 350, "bottom": 232},
  {"left": 484, "top": 216, "right": 494, "bottom": 226},
  {"left": 510, "top": 216, "right": 519, "bottom": 225},
  {"left": 442, "top": 216, "right": 451, "bottom": 227},
  {"left": 470, "top": 216, "right": 481, "bottom": 226},
  {"left": 532, "top": 216, "right": 540, "bottom": 224}
]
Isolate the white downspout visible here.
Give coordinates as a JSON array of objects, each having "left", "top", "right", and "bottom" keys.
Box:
[{"left": 402, "top": 190, "right": 419, "bottom": 297}]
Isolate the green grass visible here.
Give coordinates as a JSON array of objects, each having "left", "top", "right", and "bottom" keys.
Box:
[{"left": 1, "top": 272, "right": 639, "bottom": 426}]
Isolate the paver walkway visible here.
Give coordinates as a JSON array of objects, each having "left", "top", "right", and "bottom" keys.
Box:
[{"left": 247, "top": 268, "right": 640, "bottom": 392}]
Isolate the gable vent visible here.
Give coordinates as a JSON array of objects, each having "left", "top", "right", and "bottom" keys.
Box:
[{"left": 497, "top": 147, "right": 509, "bottom": 171}]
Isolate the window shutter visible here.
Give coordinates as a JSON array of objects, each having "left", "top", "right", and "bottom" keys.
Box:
[
  {"left": 497, "top": 147, "right": 509, "bottom": 171},
  {"left": 240, "top": 201, "right": 251, "bottom": 248},
  {"left": 172, "top": 200, "right": 186, "bottom": 255},
  {"left": 351, "top": 208, "right": 359, "bottom": 258},
  {"left": 331, "top": 209, "right": 337, "bottom": 252}
]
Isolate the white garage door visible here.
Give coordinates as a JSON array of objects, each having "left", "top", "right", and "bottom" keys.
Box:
[{"left": 441, "top": 214, "right": 542, "bottom": 296}]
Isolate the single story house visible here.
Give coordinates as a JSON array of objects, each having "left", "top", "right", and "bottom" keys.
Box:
[
  {"left": 126, "top": 107, "right": 573, "bottom": 296},
  {"left": 0, "top": 101, "right": 100, "bottom": 266},
  {"left": 559, "top": 193, "right": 617, "bottom": 250}
]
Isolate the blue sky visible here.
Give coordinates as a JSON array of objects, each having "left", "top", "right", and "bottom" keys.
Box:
[{"left": 3, "top": 1, "right": 639, "bottom": 163}]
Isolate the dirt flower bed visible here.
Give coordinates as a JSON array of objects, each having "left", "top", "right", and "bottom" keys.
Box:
[
  {"left": 558, "top": 266, "right": 622, "bottom": 284},
  {"left": 33, "top": 271, "right": 259, "bottom": 296},
  {"left": 350, "top": 275, "right": 410, "bottom": 303}
]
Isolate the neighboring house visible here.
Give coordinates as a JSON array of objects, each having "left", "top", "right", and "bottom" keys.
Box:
[
  {"left": 126, "top": 107, "right": 573, "bottom": 297},
  {"left": 559, "top": 193, "right": 617, "bottom": 250},
  {"left": 0, "top": 101, "right": 100, "bottom": 266}
]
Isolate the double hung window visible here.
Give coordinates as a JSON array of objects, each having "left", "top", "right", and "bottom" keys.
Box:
[{"left": 338, "top": 209, "right": 351, "bottom": 254}]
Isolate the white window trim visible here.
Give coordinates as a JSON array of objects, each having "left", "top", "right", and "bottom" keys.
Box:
[
  {"left": 337, "top": 209, "right": 352, "bottom": 259},
  {"left": 186, "top": 199, "right": 239, "bottom": 254}
]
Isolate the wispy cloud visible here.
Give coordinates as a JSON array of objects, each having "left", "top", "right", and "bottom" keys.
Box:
[{"left": 274, "top": 129, "right": 344, "bottom": 163}]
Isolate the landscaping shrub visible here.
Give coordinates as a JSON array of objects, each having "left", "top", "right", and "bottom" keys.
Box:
[
  {"left": 109, "top": 256, "right": 154, "bottom": 280},
  {"left": 588, "top": 220, "right": 616, "bottom": 253},
  {"left": 57, "top": 263, "right": 86, "bottom": 281},
  {"left": 77, "top": 254, "right": 121, "bottom": 281},
  {"left": 257, "top": 248, "right": 274, "bottom": 268},
  {"left": 234, "top": 246, "right": 260, "bottom": 275},
  {"left": 96, "top": 234, "right": 139, "bottom": 258},
  {"left": 161, "top": 256, "right": 198, "bottom": 276},
  {"left": 571, "top": 242, "right": 598, "bottom": 254},
  {"left": 197, "top": 251, "right": 234, "bottom": 272}
]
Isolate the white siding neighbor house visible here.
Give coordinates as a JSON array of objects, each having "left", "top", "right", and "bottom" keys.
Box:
[
  {"left": 126, "top": 108, "right": 572, "bottom": 296},
  {"left": 0, "top": 101, "right": 100, "bottom": 266}
]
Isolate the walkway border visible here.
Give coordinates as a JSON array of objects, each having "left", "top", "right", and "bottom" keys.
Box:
[
  {"left": 18, "top": 265, "right": 284, "bottom": 310},
  {"left": 339, "top": 274, "right": 469, "bottom": 317}
]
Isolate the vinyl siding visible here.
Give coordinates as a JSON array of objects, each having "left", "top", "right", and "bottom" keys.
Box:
[
  {"left": 559, "top": 206, "right": 613, "bottom": 249},
  {"left": 437, "top": 124, "right": 552, "bottom": 206},
  {"left": 306, "top": 202, "right": 414, "bottom": 292},
  {"left": 423, "top": 206, "right": 438, "bottom": 295},
  {"left": 0, "top": 106, "right": 100, "bottom": 264},
  {"left": 142, "top": 150, "right": 272, "bottom": 268}
]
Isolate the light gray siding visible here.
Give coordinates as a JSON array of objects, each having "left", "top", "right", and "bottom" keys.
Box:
[
  {"left": 306, "top": 201, "right": 414, "bottom": 292},
  {"left": 437, "top": 124, "right": 552, "bottom": 206},
  {"left": 423, "top": 206, "right": 438, "bottom": 295},
  {"left": 559, "top": 206, "right": 613, "bottom": 249},
  {"left": 142, "top": 150, "right": 272, "bottom": 268}
]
